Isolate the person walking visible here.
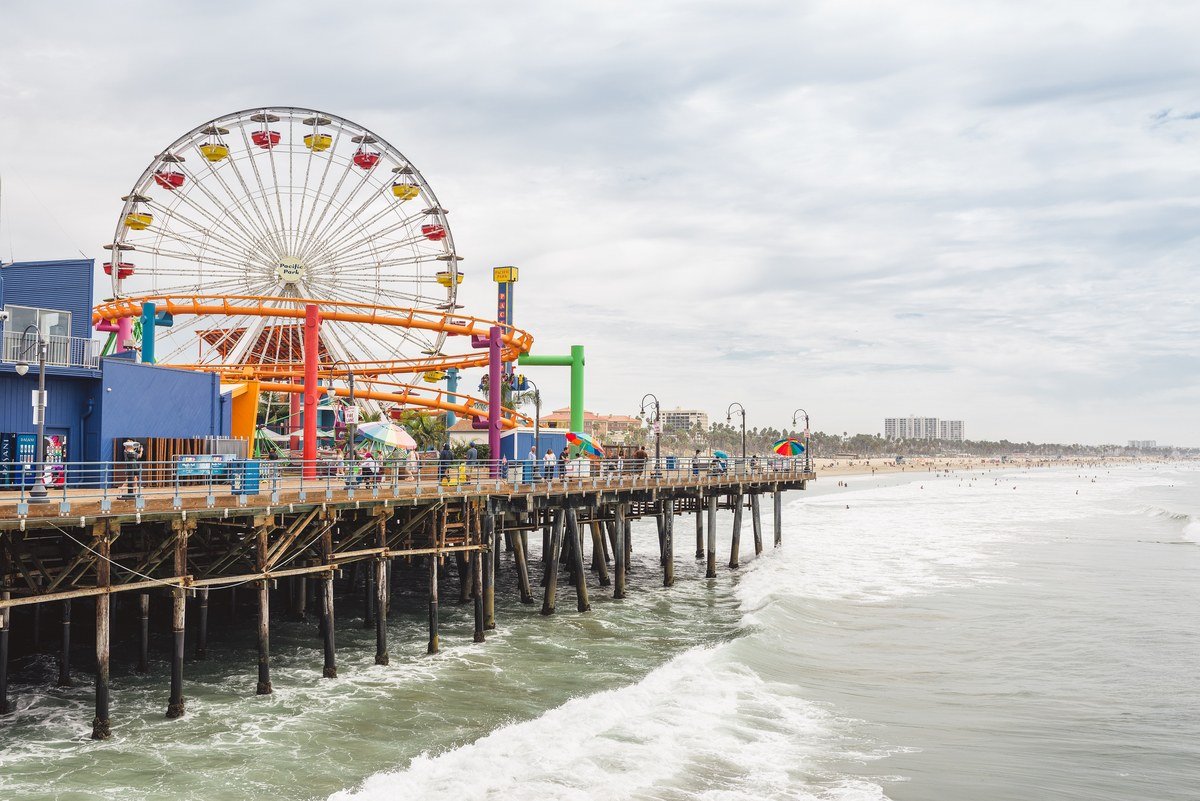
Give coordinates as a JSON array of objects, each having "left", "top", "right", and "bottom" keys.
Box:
[
  {"left": 634, "top": 445, "right": 648, "bottom": 474},
  {"left": 439, "top": 442, "right": 452, "bottom": 481},
  {"left": 543, "top": 448, "right": 557, "bottom": 481},
  {"left": 527, "top": 444, "right": 539, "bottom": 481},
  {"left": 692, "top": 448, "right": 702, "bottom": 477},
  {"left": 558, "top": 446, "right": 569, "bottom": 479},
  {"left": 467, "top": 443, "right": 479, "bottom": 479}
]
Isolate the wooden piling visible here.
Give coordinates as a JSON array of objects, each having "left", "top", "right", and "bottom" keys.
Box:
[
  {"left": 472, "top": 549, "right": 485, "bottom": 642},
  {"left": 320, "top": 518, "right": 337, "bottom": 678},
  {"left": 751, "top": 493, "right": 763, "bottom": 555},
  {"left": 590, "top": 521, "right": 611, "bottom": 587},
  {"left": 256, "top": 524, "right": 272, "bottom": 695},
  {"left": 512, "top": 521, "right": 535, "bottom": 604},
  {"left": 656, "top": 508, "right": 666, "bottom": 566},
  {"left": 729, "top": 494, "right": 743, "bottom": 569},
  {"left": 541, "top": 509, "right": 564, "bottom": 615},
  {"left": 57, "top": 599, "right": 72, "bottom": 688},
  {"left": 482, "top": 511, "right": 496, "bottom": 630},
  {"left": 195, "top": 588, "right": 209, "bottom": 659},
  {"left": 663, "top": 499, "right": 675, "bottom": 587},
  {"left": 613, "top": 503, "right": 627, "bottom": 600},
  {"left": 137, "top": 593, "right": 150, "bottom": 673},
  {"left": 773, "top": 489, "right": 782, "bottom": 547},
  {"left": 91, "top": 524, "right": 112, "bottom": 740},
  {"left": 165, "top": 522, "right": 188, "bottom": 718},
  {"left": 706, "top": 495, "right": 718, "bottom": 578},
  {"left": 695, "top": 506, "right": 704, "bottom": 559},
  {"left": 427, "top": 554, "right": 440, "bottom": 655},
  {"left": 456, "top": 552, "right": 472, "bottom": 604},
  {"left": 375, "top": 518, "right": 389, "bottom": 666},
  {"left": 291, "top": 577, "right": 307, "bottom": 621},
  {"left": 0, "top": 590, "right": 9, "bottom": 716},
  {"left": 566, "top": 508, "right": 591, "bottom": 612}
]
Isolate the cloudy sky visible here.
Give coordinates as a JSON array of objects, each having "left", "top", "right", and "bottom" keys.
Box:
[{"left": 1, "top": 1, "right": 1198, "bottom": 445}]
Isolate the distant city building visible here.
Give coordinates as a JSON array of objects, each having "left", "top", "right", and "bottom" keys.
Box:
[
  {"left": 661, "top": 407, "right": 709, "bottom": 433},
  {"left": 542, "top": 408, "right": 642, "bottom": 443},
  {"left": 1128, "top": 440, "right": 1157, "bottom": 449},
  {"left": 885, "top": 416, "right": 965, "bottom": 442}
]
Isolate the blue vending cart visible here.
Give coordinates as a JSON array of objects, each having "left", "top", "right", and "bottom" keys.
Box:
[{"left": 230, "top": 460, "right": 262, "bottom": 495}]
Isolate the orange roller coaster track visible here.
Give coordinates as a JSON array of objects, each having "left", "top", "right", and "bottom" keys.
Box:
[{"left": 92, "top": 294, "right": 535, "bottom": 428}]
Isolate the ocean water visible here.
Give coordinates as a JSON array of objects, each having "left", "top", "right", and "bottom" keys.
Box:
[{"left": 0, "top": 462, "right": 1197, "bottom": 800}]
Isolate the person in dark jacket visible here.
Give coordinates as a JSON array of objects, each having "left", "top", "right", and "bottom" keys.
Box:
[{"left": 439, "top": 443, "right": 452, "bottom": 480}]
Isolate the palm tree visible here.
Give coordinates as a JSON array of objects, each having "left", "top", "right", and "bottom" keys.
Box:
[{"left": 398, "top": 410, "right": 446, "bottom": 451}]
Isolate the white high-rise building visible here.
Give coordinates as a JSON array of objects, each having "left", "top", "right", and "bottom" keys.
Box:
[
  {"left": 885, "top": 416, "right": 965, "bottom": 442},
  {"left": 661, "top": 408, "right": 709, "bottom": 433}
]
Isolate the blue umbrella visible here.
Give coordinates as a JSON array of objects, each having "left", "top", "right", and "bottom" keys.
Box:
[{"left": 713, "top": 450, "right": 730, "bottom": 460}]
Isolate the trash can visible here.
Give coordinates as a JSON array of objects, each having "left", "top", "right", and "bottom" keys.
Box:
[
  {"left": 665, "top": 456, "right": 677, "bottom": 471},
  {"left": 231, "top": 459, "right": 261, "bottom": 495}
]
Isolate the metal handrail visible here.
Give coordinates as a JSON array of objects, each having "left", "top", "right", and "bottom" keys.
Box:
[
  {"left": 0, "top": 454, "right": 813, "bottom": 517},
  {"left": 0, "top": 331, "right": 99, "bottom": 369}
]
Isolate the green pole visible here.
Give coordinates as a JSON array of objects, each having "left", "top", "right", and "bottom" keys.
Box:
[{"left": 518, "top": 347, "right": 585, "bottom": 433}]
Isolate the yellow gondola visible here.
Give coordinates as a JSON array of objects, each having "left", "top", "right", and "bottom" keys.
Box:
[
  {"left": 124, "top": 212, "right": 153, "bottom": 230},
  {"left": 422, "top": 370, "right": 447, "bottom": 383},
  {"left": 199, "top": 143, "right": 229, "bottom": 162},
  {"left": 304, "top": 133, "right": 333, "bottom": 152},
  {"left": 435, "top": 271, "right": 464, "bottom": 288},
  {"left": 391, "top": 182, "right": 419, "bottom": 200}
]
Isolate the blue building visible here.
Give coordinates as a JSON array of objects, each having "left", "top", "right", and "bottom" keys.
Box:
[{"left": 0, "top": 259, "right": 229, "bottom": 483}]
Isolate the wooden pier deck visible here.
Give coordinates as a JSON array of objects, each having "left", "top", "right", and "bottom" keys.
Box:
[{"left": 0, "top": 466, "right": 813, "bottom": 738}]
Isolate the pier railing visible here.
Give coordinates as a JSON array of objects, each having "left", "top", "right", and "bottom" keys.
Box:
[{"left": 0, "top": 455, "right": 812, "bottom": 517}]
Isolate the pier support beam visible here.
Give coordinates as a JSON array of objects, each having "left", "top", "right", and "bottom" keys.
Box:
[
  {"left": 0, "top": 589, "right": 9, "bottom": 716},
  {"left": 729, "top": 494, "right": 743, "bottom": 569},
  {"left": 320, "top": 517, "right": 337, "bottom": 678},
  {"left": 375, "top": 518, "right": 389, "bottom": 666},
  {"left": 427, "top": 555, "right": 439, "bottom": 655},
  {"left": 472, "top": 549, "right": 485, "bottom": 643},
  {"left": 663, "top": 500, "right": 675, "bottom": 587},
  {"left": 706, "top": 496, "right": 718, "bottom": 578},
  {"left": 256, "top": 524, "right": 272, "bottom": 695},
  {"left": 773, "top": 489, "right": 782, "bottom": 547},
  {"left": 482, "top": 511, "right": 496, "bottom": 630},
  {"left": 590, "top": 520, "right": 611, "bottom": 587},
  {"left": 291, "top": 577, "right": 306, "bottom": 622},
  {"left": 195, "top": 589, "right": 209, "bottom": 659},
  {"left": 57, "top": 600, "right": 72, "bottom": 688},
  {"left": 695, "top": 506, "right": 704, "bottom": 559},
  {"left": 566, "top": 508, "right": 591, "bottom": 613},
  {"left": 613, "top": 503, "right": 627, "bottom": 600},
  {"left": 92, "top": 524, "right": 113, "bottom": 740},
  {"left": 513, "top": 521, "right": 534, "bottom": 604},
  {"left": 751, "top": 493, "right": 763, "bottom": 555},
  {"left": 137, "top": 593, "right": 150, "bottom": 674},
  {"left": 541, "top": 509, "right": 564, "bottom": 615},
  {"left": 166, "top": 522, "right": 189, "bottom": 719}
]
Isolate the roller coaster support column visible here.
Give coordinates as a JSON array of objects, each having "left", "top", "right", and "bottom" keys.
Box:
[
  {"left": 140, "top": 302, "right": 156, "bottom": 364},
  {"left": 445, "top": 368, "right": 460, "bottom": 427},
  {"left": 518, "top": 346, "right": 584, "bottom": 434},
  {"left": 302, "top": 304, "right": 321, "bottom": 478},
  {"left": 471, "top": 326, "right": 503, "bottom": 476}
]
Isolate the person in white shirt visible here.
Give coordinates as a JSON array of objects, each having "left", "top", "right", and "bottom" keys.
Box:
[{"left": 543, "top": 448, "right": 557, "bottom": 480}]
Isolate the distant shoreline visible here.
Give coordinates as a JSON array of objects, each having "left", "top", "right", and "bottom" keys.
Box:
[{"left": 815, "top": 455, "right": 1176, "bottom": 480}]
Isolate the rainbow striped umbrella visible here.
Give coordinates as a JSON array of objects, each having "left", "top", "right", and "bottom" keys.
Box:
[
  {"left": 565, "top": 431, "right": 605, "bottom": 458},
  {"left": 772, "top": 438, "right": 805, "bottom": 456},
  {"left": 357, "top": 421, "right": 417, "bottom": 450}
]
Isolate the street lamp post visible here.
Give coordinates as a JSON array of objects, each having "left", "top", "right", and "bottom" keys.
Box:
[
  {"left": 14, "top": 324, "right": 50, "bottom": 504},
  {"left": 325, "top": 360, "right": 356, "bottom": 462},
  {"left": 639, "top": 393, "right": 661, "bottom": 472},
  {"left": 791, "top": 408, "right": 811, "bottom": 473},
  {"left": 726, "top": 402, "right": 746, "bottom": 462}
]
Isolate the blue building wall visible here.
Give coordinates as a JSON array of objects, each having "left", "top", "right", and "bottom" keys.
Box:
[
  {"left": 95, "top": 359, "right": 228, "bottom": 461},
  {"left": 0, "top": 259, "right": 96, "bottom": 340},
  {"left": 502, "top": 429, "right": 568, "bottom": 461}
]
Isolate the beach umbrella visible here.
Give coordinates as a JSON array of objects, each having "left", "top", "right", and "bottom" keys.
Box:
[
  {"left": 772, "top": 438, "right": 805, "bottom": 456},
  {"left": 565, "top": 431, "right": 605, "bottom": 458},
  {"left": 356, "top": 421, "right": 417, "bottom": 450},
  {"left": 712, "top": 450, "right": 730, "bottom": 460}
]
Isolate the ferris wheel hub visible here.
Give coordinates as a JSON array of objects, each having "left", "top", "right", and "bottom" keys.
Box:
[{"left": 274, "top": 257, "right": 307, "bottom": 286}]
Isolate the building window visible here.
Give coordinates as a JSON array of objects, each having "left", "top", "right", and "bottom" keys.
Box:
[
  {"left": 3, "top": 305, "right": 74, "bottom": 365},
  {"left": 5, "top": 305, "right": 71, "bottom": 339}
]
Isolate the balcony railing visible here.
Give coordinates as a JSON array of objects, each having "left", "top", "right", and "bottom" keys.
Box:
[{"left": 1, "top": 330, "right": 100, "bottom": 370}]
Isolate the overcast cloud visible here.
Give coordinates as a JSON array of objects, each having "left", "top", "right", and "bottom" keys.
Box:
[{"left": 1, "top": 0, "right": 1198, "bottom": 444}]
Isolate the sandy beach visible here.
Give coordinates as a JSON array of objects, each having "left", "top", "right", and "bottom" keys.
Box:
[{"left": 814, "top": 455, "right": 1161, "bottom": 480}]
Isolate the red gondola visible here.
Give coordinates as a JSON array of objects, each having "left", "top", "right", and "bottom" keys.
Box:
[
  {"left": 102, "top": 262, "right": 136, "bottom": 279},
  {"left": 353, "top": 149, "right": 381, "bottom": 170},
  {"left": 421, "top": 223, "right": 446, "bottom": 241},
  {"left": 252, "top": 130, "right": 281, "bottom": 149},
  {"left": 154, "top": 170, "right": 185, "bottom": 190}
]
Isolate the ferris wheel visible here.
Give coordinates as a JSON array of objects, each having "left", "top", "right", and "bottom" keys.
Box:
[{"left": 105, "top": 107, "right": 462, "bottom": 369}]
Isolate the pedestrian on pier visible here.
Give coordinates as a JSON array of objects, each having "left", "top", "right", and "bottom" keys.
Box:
[
  {"left": 543, "top": 448, "right": 556, "bottom": 480},
  {"left": 439, "top": 443, "right": 452, "bottom": 480},
  {"left": 466, "top": 443, "right": 479, "bottom": 479},
  {"left": 692, "top": 448, "right": 702, "bottom": 477},
  {"left": 527, "top": 445, "right": 538, "bottom": 481},
  {"left": 634, "top": 445, "right": 648, "bottom": 474}
]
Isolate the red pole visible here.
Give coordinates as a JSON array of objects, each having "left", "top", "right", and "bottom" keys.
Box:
[{"left": 303, "top": 304, "right": 320, "bottom": 478}]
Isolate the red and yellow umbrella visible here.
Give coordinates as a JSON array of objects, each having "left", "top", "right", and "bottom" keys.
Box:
[
  {"left": 566, "top": 431, "right": 605, "bottom": 458},
  {"left": 772, "top": 437, "right": 805, "bottom": 456}
]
